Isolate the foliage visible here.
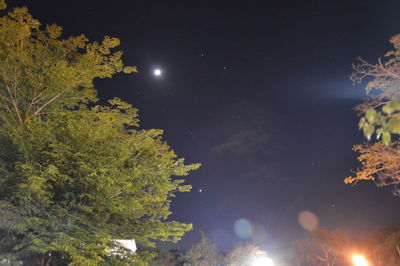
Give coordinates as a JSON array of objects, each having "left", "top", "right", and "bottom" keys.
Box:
[
  {"left": 292, "top": 226, "right": 400, "bottom": 266},
  {"left": 0, "top": 1, "right": 136, "bottom": 127},
  {"left": 344, "top": 142, "right": 400, "bottom": 194},
  {"left": 346, "top": 33, "right": 400, "bottom": 192},
  {"left": 369, "top": 232, "right": 400, "bottom": 266},
  {"left": 183, "top": 232, "right": 223, "bottom": 266},
  {"left": 360, "top": 224, "right": 400, "bottom": 266},
  {"left": 351, "top": 34, "right": 400, "bottom": 142},
  {"left": 291, "top": 229, "right": 350, "bottom": 266},
  {"left": 150, "top": 249, "right": 183, "bottom": 266},
  {"left": 358, "top": 100, "right": 400, "bottom": 144},
  {"left": 224, "top": 243, "right": 267, "bottom": 266},
  {"left": 292, "top": 238, "right": 318, "bottom": 266},
  {"left": 0, "top": 1, "right": 200, "bottom": 265},
  {"left": 351, "top": 34, "right": 400, "bottom": 103}
]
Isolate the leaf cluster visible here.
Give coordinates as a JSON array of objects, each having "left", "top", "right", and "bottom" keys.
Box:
[
  {"left": 347, "top": 33, "right": 400, "bottom": 193},
  {"left": 358, "top": 99, "right": 400, "bottom": 144},
  {"left": 0, "top": 1, "right": 199, "bottom": 265},
  {"left": 0, "top": 3, "right": 137, "bottom": 126},
  {"left": 344, "top": 142, "right": 400, "bottom": 194},
  {"left": 0, "top": 96, "right": 200, "bottom": 264}
]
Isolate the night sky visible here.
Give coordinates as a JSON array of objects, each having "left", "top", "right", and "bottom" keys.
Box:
[{"left": 12, "top": 0, "right": 400, "bottom": 251}]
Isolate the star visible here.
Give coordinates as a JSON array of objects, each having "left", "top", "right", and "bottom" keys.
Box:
[{"left": 198, "top": 189, "right": 202, "bottom": 193}]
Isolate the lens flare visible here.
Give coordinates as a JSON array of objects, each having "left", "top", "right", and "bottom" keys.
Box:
[
  {"left": 252, "top": 256, "right": 274, "bottom": 266},
  {"left": 298, "top": 211, "right": 319, "bottom": 231},
  {"left": 233, "top": 218, "right": 252, "bottom": 239},
  {"left": 352, "top": 254, "right": 369, "bottom": 266}
]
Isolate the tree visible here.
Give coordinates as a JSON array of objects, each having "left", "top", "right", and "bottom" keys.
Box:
[
  {"left": 150, "top": 249, "right": 183, "bottom": 266},
  {"left": 366, "top": 224, "right": 400, "bottom": 266},
  {"left": 292, "top": 238, "right": 319, "bottom": 266},
  {"left": 291, "top": 229, "right": 351, "bottom": 266},
  {"left": 0, "top": 1, "right": 200, "bottom": 265},
  {"left": 344, "top": 142, "right": 400, "bottom": 194},
  {"left": 224, "top": 243, "right": 268, "bottom": 266},
  {"left": 351, "top": 34, "right": 400, "bottom": 142},
  {"left": 350, "top": 32, "right": 400, "bottom": 141},
  {"left": 292, "top": 226, "right": 400, "bottom": 266},
  {"left": 345, "top": 224, "right": 400, "bottom": 266},
  {"left": 346, "top": 33, "right": 400, "bottom": 193},
  {"left": 183, "top": 232, "right": 223, "bottom": 266},
  {"left": 351, "top": 34, "right": 400, "bottom": 110}
]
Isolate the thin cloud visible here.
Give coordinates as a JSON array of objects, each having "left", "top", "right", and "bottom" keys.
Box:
[{"left": 211, "top": 129, "right": 276, "bottom": 156}]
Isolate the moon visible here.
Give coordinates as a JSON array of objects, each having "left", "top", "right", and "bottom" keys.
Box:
[{"left": 154, "top": 69, "right": 162, "bottom": 76}]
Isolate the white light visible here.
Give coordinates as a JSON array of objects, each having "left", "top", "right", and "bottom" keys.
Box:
[
  {"left": 252, "top": 256, "right": 274, "bottom": 266},
  {"left": 352, "top": 255, "right": 369, "bottom": 266},
  {"left": 106, "top": 239, "right": 137, "bottom": 257},
  {"left": 154, "top": 69, "right": 162, "bottom": 76}
]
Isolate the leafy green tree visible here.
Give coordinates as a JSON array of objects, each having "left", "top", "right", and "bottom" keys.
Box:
[{"left": 0, "top": 1, "right": 200, "bottom": 265}]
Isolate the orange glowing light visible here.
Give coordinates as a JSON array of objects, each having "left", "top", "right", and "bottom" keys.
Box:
[{"left": 352, "top": 254, "right": 369, "bottom": 266}]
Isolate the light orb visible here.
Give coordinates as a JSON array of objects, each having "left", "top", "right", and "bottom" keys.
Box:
[
  {"left": 154, "top": 69, "right": 162, "bottom": 76},
  {"left": 252, "top": 256, "right": 274, "bottom": 266},
  {"left": 352, "top": 254, "right": 369, "bottom": 266}
]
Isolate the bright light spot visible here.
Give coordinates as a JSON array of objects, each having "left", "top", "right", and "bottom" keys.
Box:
[
  {"left": 154, "top": 69, "right": 162, "bottom": 76},
  {"left": 352, "top": 255, "right": 369, "bottom": 266},
  {"left": 252, "top": 256, "right": 274, "bottom": 266}
]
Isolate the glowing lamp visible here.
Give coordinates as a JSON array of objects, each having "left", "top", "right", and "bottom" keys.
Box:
[
  {"left": 352, "top": 254, "right": 369, "bottom": 266},
  {"left": 252, "top": 255, "right": 274, "bottom": 266}
]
